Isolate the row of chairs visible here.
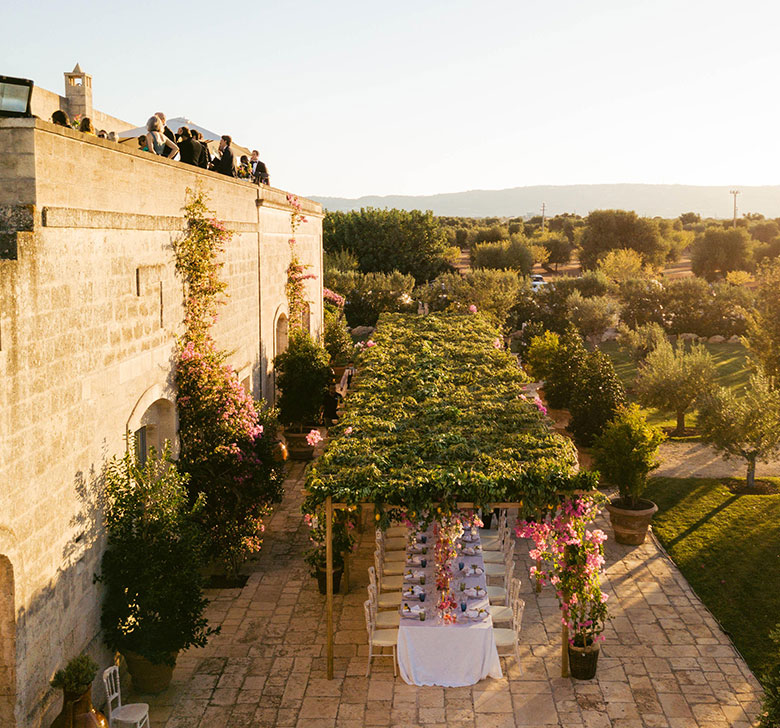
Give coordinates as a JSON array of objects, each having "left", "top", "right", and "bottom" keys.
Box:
[{"left": 364, "top": 511, "right": 525, "bottom": 677}]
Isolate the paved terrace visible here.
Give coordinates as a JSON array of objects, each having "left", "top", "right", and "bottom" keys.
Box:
[{"left": 134, "top": 462, "right": 764, "bottom": 727}]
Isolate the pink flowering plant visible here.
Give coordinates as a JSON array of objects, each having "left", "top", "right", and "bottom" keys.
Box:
[
  {"left": 286, "top": 193, "right": 315, "bottom": 330},
  {"left": 517, "top": 494, "right": 610, "bottom": 649},
  {"left": 174, "top": 188, "right": 285, "bottom": 577},
  {"left": 303, "top": 507, "right": 357, "bottom": 574}
]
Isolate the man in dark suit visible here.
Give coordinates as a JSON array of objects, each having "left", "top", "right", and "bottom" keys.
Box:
[
  {"left": 190, "top": 129, "right": 210, "bottom": 168},
  {"left": 213, "top": 135, "right": 236, "bottom": 176},
  {"left": 155, "top": 112, "right": 177, "bottom": 158},
  {"left": 250, "top": 149, "right": 270, "bottom": 185},
  {"left": 176, "top": 127, "right": 203, "bottom": 166}
]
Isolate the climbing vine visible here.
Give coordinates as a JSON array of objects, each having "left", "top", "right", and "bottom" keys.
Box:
[
  {"left": 286, "top": 193, "right": 316, "bottom": 330},
  {"left": 174, "top": 187, "right": 285, "bottom": 576}
]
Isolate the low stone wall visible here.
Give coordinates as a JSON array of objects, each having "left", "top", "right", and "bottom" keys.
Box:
[{"left": 0, "top": 118, "right": 323, "bottom": 727}]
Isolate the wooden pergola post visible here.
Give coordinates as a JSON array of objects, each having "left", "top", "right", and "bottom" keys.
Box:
[
  {"left": 561, "top": 623, "right": 570, "bottom": 677},
  {"left": 325, "top": 495, "right": 334, "bottom": 680}
]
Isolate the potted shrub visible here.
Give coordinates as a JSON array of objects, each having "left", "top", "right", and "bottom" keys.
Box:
[
  {"left": 303, "top": 508, "right": 357, "bottom": 594},
  {"left": 50, "top": 654, "right": 108, "bottom": 728},
  {"left": 516, "top": 495, "right": 609, "bottom": 680},
  {"left": 97, "top": 444, "right": 218, "bottom": 694},
  {"left": 592, "top": 404, "right": 665, "bottom": 545},
  {"left": 274, "top": 330, "right": 332, "bottom": 460},
  {"left": 323, "top": 305, "right": 353, "bottom": 381}
]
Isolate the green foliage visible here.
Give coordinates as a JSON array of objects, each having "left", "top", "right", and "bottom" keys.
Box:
[
  {"left": 304, "top": 313, "right": 596, "bottom": 519},
  {"left": 323, "top": 207, "right": 451, "bottom": 282},
  {"left": 326, "top": 269, "right": 416, "bottom": 327},
  {"left": 592, "top": 404, "right": 665, "bottom": 506},
  {"left": 568, "top": 349, "right": 627, "bottom": 446},
  {"left": 471, "top": 235, "right": 543, "bottom": 274},
  {"left": 616, "top": 322, "right": 667, "bottom": 362},
  {"left": 50, "top": 654, "right": 98, "bottom": 694},
  {"left": 761, "top": 626, "right": 780, "bottom": 728},
  {"left": 274, "top": 330, "right": 332, "bottom": 427},
  {"left": 635, "top": 340, "right": 716, "bottom": 434},
  {"left": 524, "top": 330, "right": 560, "bottom": 381},
  {"left": 579, "top": 210, "right": 668, "bottom": 269},
  {"left": 616, "top": 278, "right": 665, "bottom": 329},
  {"left": 698, "top": 371, "right": 780, "bottom": 487},
  {"left": 537, "top": 232, "right": 575, "bottom": 271},
  {"left": 566, "top": 290, "right": 617, "bottom": 345},
  {"left": 98, "top": 445, "right": 217, "bottom": 665},
  {"left": 597, "top": 248, "right": 648, "bottom": 283},
  {"left": 416, "top": 270, "right": 523, "bottom": 329},
  {"left": 324, "top": 247, "right": 359, "bottom": 273},
  {"left": 574, "top": 270, "right": 611, "bottom": 298},
  {"left": 691, "top": 227, "right": 754, "bottom": 280},
  {"left": 662, "top": 277, "right": 712, "bottom": 334},
  {"left": 323, "top": 307, "right": 353, "bottom": 366},
  {"left": 679, "top": 212, "right": 701, "bottom": 226},
  {"left": 746, "top": 258, "right": 780, "bottom": 378},
  {"left": 303, "top": 509, "right": 358, "bottom": 573},
  {"left": 544, "top": 328, "right": 588, "bottom": 410},
  {"left": 471, "top": 224, "right": 509, "bottom": 244}
]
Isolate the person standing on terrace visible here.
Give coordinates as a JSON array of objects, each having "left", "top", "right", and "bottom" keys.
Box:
[
  {"left": 212, "top": 135, "right": 236, "bottom": 177},
  {"left": 154, "top": 111, "right": 176, "bottom": 157},
  {"left": 251, "top": 150, "right": 270, "bottom": 185},
  {"left": 176, "top": 127, "right": 203, "bottom": 166},
  {"left": 145, "top": 116, "right": 178, "bottom": 158}
]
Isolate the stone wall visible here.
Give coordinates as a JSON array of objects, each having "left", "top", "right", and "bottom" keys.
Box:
[
  {"left": 0, "top": 118, "right": 323, "bottom": 727},
  {"left": 30, "top": 86, "right": 136, "bottom": 135}
]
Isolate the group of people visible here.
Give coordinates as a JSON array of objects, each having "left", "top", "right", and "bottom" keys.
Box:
[{"left": 50, "top": 109, "right": 270, "bottom": 185}]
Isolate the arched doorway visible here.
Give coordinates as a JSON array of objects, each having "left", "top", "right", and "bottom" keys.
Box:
[
  {"left": 127, "top": 394, "right": 177, "bottom": 463},
  {"left": 275, "top": 313, "right": 289, "bottom": 357},
  {"left": 0, "top": 555, "right": 16, "bottom": 727}
]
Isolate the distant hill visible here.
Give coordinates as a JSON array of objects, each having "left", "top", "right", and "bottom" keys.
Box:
[{"left": 309, "top": 184, "right": 780, "bottom": 219}]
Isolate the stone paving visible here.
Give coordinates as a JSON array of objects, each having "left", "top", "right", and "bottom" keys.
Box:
[{"left": 133, "top": 462, "right": 765, "bottom": 727}]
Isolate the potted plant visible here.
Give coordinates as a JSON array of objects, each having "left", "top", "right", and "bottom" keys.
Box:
[
  {"left": 592, "top": 404, "right": 665, "bottom": 545},
  {"left": 517, "top": 494, "right": 609, "bottom": 680},
  {"left": 274, "top": 330, "right": 332, "bottom": 460},
  {"left": 323, "top": 305, "right": 353, "bottom": 381},
  {"left": 303, "top": 508, "right": 357, "bottom": 594},
  {"left": 97, "top": 444, "right": 218, "bottom": 694},
  {"left": 50, "top": 654, "right": 108, "bottom": 728}
]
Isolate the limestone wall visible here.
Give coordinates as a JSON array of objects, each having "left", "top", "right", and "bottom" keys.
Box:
[
  {"left": 30, "top": 86, "right": 136, "bottom": 134},
  {"left": 0, "top": 118, "right": 322, "bottom": 727}
]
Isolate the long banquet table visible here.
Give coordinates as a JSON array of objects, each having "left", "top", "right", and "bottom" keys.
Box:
[{"left": 396, "top": 525, "right": 503, "bottom": 687}]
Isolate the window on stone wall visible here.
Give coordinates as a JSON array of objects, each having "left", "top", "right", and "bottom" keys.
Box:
[{"left": 134, "top": 426, "right": 148, "bottom": 466}]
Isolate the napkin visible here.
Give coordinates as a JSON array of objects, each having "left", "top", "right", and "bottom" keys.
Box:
[
  {"left": 466, "top": 607, "right": 488, "bottom": 620},
  {"left": 406, "top": 555, "right": 423, "bottom": 566},
  {"left": 462, "top": 545, "right": 481, "bottom": 556},
  {"left": 408, "top": 543, "right": 426, "bottom": 553},
  {"left": 461, "top": 533, "right": 477, "bottom": 543},
  {"left": 404, "top": 569, "right": 425, "bottom": 580},
  {"left": 402, "top": 585, "right": 424, "bottom": 597},
  {"left": 464, "top": 585, "right": 486, "bottom": 598},
  {"left": 401, "top": 602, "right": 425, "bottom": 617},
  {"left": 467, "top": 564, "right": 484, "bottom": 576}
]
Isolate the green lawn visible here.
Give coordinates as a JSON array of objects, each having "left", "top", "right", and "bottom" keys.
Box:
[
  {"left": 645, "top": 476, "right": 780, "bottom": 678},
  {"left": 600, "top": 341, "right": 752, "bottom": 432}
]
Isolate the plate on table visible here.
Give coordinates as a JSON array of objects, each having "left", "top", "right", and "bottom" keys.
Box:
[
  {"left": 465, "top": 607, "right": 489, "bottom": 621},
  {"left": 400, "top": 602, "right": 425, "bottom": 618},
  {"left": 464, "top": 585, "right": 486, "bottom": 599},
  {"left": 461, "top": 545, "right": 481, "bottom": 556}
]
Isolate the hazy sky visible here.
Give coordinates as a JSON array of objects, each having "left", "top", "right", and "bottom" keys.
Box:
[{"left": 4, "top": 0, "right": 780, "bottom": 198}]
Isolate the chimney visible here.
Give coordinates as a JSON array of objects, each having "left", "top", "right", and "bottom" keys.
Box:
[{"left": 63, "top": 63, "right": 93, "bottom": 121}]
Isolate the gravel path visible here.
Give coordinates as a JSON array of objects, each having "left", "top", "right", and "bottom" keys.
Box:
[{"left": 655, "top": 441, "right": 780, "bottom": 479}]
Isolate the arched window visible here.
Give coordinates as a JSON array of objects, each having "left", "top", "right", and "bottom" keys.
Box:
[
  {"left": 0, "top": 555, "right": 16, "bottom": 727},
  {"left": 129, "top": 397, "right": 176, "bottom": 463},
  {"left": 275, "top": 313, "right": 289, "bottom": 357}
]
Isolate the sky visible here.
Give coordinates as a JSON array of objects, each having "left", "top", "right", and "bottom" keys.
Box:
[{"left": 4, "top": 0, "right": 780, "bottom": 199}]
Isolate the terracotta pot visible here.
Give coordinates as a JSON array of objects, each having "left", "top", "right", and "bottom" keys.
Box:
[
  {"left": 332, "top": 365, "right": 347, "bottom": 381},
  {"left": 606, "top": 498, "right": 658, "bottom": 545},
  {"left": 284, "top": 430, "right": 315, "bottom": 461},
  {"left": 50, "top": 685, "right": 108, "bottom": 728},
  {"left": 568, "top": 642, "right": 600, "bottom": 680},
  {"left": 123, "top": 651, "right": 177, "bottom": 694},
  {"left": 273, "top": 440, "right": 289, "bottom": 462},
  {"left": 315, "top": 566, "right": 343, "bottom": 595}
]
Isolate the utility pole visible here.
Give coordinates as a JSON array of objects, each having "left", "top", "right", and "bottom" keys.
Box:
[
  {"left": 729, "top": 189, "right": 740, "bottom": 228},
  {"left": 541, "top": 202, "right": 546, "bottom": 234}
]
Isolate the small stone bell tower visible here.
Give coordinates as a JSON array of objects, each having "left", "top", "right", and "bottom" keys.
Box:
[{"left": 64, "top": 63, "right": 93, "bottom": 121}]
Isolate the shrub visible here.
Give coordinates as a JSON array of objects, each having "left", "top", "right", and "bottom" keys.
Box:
[
  {"left": 592, "top": 405, "right": 665, "bottom": 507},
  {"left": 617, "top": 278, "right": 665, "bottom": 329},
  {"left": 662, "top": 277, "right": 712, "bottom": 334},
  {"left": 566, "top": 290, "right": 618, "bottom": 346},
  {"left": 691, "top": 227, "right": 754, "bottom": 280},
  {"left": 579, "top": 210, "right": 668, "bottom": 269},
  {"left": 326, "top": 269, "right": 416, "bottom": 327},
  {"left": 568, "top": 350, "right": 627, "bottom": 446},
  {"left": 597, "top": 248, "right": 649, "bottom": 283},
  {"left": 98, "top": 445, "right": 217, "bottom": 665},
  {"left": 760, "top": 625, "right": 780, "bottom": 727},
  {"left": 323, "top": 307, "right": 353, "bottom": 366},
  {"left": 471, "top": 235, "right": 544, "bottom": 273},
  {"left": 635, "top": 340, "right": 716, "bottom": 434},
  {"left": 274, "top": 330, "right": 332, "bottom": 427},
  {"left": 746, "top": 258, "right": 780, "bottom": 378},
  {"left": 524, "top": 330, "right": 561, "bottom": 382},
  {"left": 617, "top": 322, "right": 667, "bottom": 362},
  {"left": 50, "top": 654, "right": 98, "bottom": 694},
  {"left": 544, "top": 328, "right": 588, "bottom": 410}
]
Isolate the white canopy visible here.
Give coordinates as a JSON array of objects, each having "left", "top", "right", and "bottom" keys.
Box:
[{"left": 117, "top": 116, "right": 224, "bottom": 141}]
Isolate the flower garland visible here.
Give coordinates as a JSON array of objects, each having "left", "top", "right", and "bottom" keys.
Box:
[{"left": 516, "top": 494, "right": 609, "bottom": 647}]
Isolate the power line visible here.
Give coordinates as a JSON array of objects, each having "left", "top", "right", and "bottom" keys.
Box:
[{"left": 729, "top": 189, "right": 740, "bottom": 228}]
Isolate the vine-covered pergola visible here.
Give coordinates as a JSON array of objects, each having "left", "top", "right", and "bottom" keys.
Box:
[{"left": 303, "top": 313, "right": 599, "bottom": 679}]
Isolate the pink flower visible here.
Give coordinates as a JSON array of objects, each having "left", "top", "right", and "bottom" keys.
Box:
[
  {"left": 306, "top": 429, "right": 323, "bottom": 447},
  {"left": 468, "top": 304, "right": 478, "bottom": 313},
  {"left": 365, "top": 340, "right": 376, "bottom": 348},
  {"left": 493, "top": 338, "right": 502, "bottom": 349},
  {"left": 533, "top": 397, "right": 547, "bottom": 415},
  {"left": 344, "top": 426, "right": 353, "bottom": 435}
]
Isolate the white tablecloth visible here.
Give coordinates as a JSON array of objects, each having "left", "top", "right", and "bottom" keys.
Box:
[{"left": 397, "top": 527, "right": 502, "bottom": 686}]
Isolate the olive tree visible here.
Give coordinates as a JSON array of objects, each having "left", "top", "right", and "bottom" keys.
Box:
[
  {"left": 566, "top": 290, "right": 618, "bottom": 347},
  {"left": 697, "top": 371, "right": 780, "bottom": 489},
  {"left": 635, "top": 340, "right": 716, "bottom": 435}
]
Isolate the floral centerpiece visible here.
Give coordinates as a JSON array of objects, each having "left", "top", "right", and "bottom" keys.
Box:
[{"left": 517, "top": 494, "right": 609, "bottom": 679}]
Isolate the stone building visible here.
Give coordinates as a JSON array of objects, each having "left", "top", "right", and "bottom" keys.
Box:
[{"left": 0, "top": 98, "right": 323, "bottom": 724}]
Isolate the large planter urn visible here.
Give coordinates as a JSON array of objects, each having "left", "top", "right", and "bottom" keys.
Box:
[
  {"left": 315, "top": 566, "right": 343, "bottom": 595},
  {"left": 123, "top": 651, "right": 177, "bottom": 694},
  {"left": 51, "top": 686, "right": 108, "bottom": 728},
  {"left": 568, "top": 642, "right": 600, "bottom": 680},
  {"left": 606, "top": 498, "right": 658, "bottom": 545},
  {"left": 284, "top": 429, "right": 315, "bottom": 461}
]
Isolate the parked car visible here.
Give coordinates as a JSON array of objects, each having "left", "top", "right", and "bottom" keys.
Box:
[{"left": 530, "top": 274, "right": 547, "bottom": 292}]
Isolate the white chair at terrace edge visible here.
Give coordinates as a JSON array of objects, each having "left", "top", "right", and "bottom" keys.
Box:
[
  {"left": 374, "top": 549, "right": 405, "bottom": 591},
  {"left": 486, "top": 548, "right": 514, "bottom": 605},
  {"left": 481, "top": 510, "right": 508, "bottom": 551},
  {"left": 363, "top": 599, "right": 398, "bottom": 677},
  {"left": 485, "top": 541, "right": 515, "bottom": 578},
  {"left": 376, "top": 529, "right": 407, "bottom": 557},
  {"left": 376, "top": 534, "right": 406, "bottom": 575},
  {"left": 492, "top": 595, "right": 525, "bottom": 673},
  {"left": 367, "top": 583, "right": 401, "bottom": 628},
  {"left": 102, "top": 666, "right": 150, "bottom": 728},
  {"left": 489, "top": 576, "right": 522, "bottom": 625}
]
